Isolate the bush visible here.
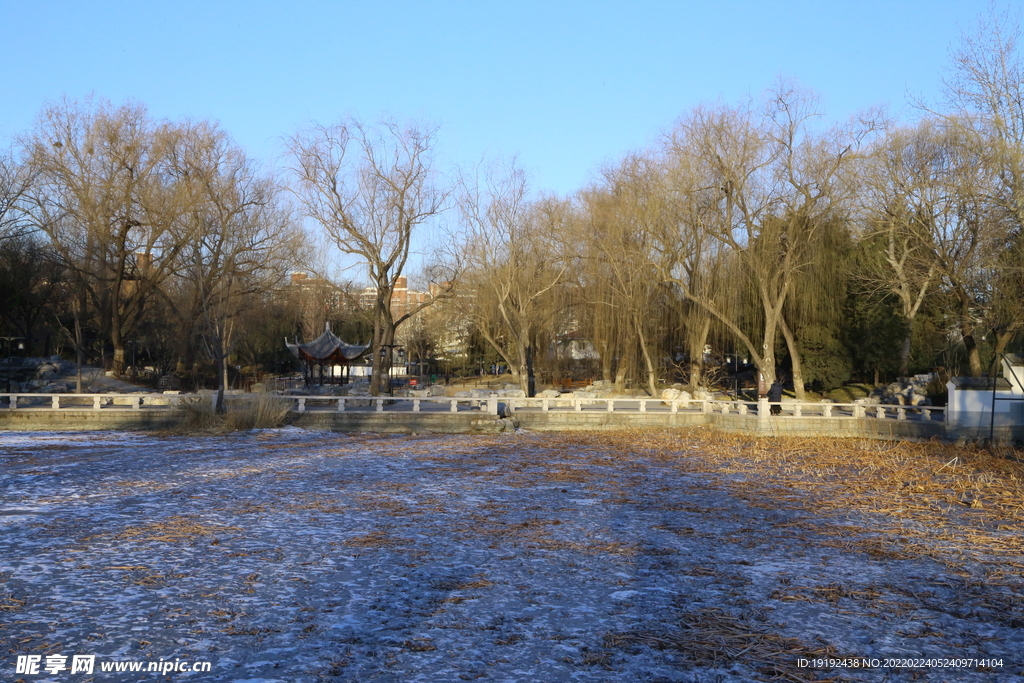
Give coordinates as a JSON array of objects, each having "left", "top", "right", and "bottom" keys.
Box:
[
  {"left": 172, "top": 397, "right": 223, "bottom": 434},
  {"left": 171, "top": 394, "right": 292, "bottom": 434},
  {"left": 225, "top": 394, "right": 292, "bottom": 431}
]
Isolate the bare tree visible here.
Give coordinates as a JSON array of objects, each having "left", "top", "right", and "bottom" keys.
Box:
[
  {"left": 0, "top": 148, "right": 35, "bottom": 241},
  {"left": 941, "top": 5, "right": 1024, "bottom": 363},
  {"left": 169, "top": 122, "right": 302, "bottom": 411},
  {"left": 457, "top": 164, "right": 569, "bottom": 396},
  {"left": 290, "top": 118, "right": 448, "bottom": 395},
  {"left": 23, "top": 98, "right": 195, "bottom": 374}
]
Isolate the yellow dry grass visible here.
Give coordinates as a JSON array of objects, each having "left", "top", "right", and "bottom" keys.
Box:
[
  {"left": 106, "top": 515, "right": 241, "bottom": 543},
  {"left": 605, "top": 607, "right": 843, "bottom": 683}
]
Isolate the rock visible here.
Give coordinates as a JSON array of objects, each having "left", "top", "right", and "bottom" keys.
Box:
[
  {"left": 35, "top": 363, "right": 60, "bottom": 379},
  {"left": 693, "top": 390, "right": 713, "bottom": 401},
  {"left": 537, "top": 389, "right": 561, "bottom": 398},
  {"left": 497, "top": 389, "right": 526, "bottom": 398},
  {"left": 454, "top": 391, "right": 472, "bottom": 398},
  {"left": 407, "top": 389, "right": 430, "bottom": 398},
  {"left": 428, "top": 385, "right": 447, "bottom": 396},
  {"left": 590, "top": 380, "right": 612, "bottom": 390},
  {"left": 470, "top": 389, "right": 493, "bottom": 398},
  {"left": 661, "top": 388, "right": 682, "bottom": 401}
]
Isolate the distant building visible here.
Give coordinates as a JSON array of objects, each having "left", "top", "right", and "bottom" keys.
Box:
[{"left": 358, "top": 276, "right": 430, "bottom": 319}]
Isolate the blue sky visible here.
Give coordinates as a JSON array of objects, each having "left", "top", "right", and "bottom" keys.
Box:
[{"left": 0, "top": 0, "right": 1005, "bottom": 197}]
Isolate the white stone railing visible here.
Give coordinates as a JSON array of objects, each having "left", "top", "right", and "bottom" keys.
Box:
[
  {"left": 0, "top": 393, "right": 501, "bottom": 416},
  {"left": 502, "top": 396, "right": 944, "bottom": 422},
  {"left": 0, "top": 392, "right": 944, "bottom": 422}
]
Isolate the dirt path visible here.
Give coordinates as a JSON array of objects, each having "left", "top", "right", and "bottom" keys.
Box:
[{"left": 1, "top": 428, "right": 1021, "bottom": 682}]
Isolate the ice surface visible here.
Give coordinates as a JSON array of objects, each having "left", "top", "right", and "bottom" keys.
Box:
[{"left": 1, "top": 429, "right": 1021, "bottom": 682}]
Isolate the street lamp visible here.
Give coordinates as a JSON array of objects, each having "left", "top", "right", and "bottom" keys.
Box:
[{"left": 2, "top": 337, "right": 26, "bottom": 393}]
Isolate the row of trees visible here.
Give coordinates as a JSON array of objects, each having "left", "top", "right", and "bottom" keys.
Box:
[
  {"left": 2, "top": 10, "right": 1023, "bottom": 399},
  {"left": 443, "top": 10, "right": 1024, "bottom": 396}
]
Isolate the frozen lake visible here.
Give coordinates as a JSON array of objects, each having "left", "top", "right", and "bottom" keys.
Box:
[{"left": 2, "top": 428, "right": 1022, "bottom": 682}]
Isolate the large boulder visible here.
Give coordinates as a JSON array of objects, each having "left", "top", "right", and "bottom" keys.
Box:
[
  {"left": 661, "top": 388, "right": 682, "bottom": 401},
  {"left": 537, "top": 389, "right": 561, "bottom": 398},
  {"left": 497, "top": 389, "right": 526, "bottom": 398},
  {"left": 428, "top": 385, "right": 447, "bottom": 396}
]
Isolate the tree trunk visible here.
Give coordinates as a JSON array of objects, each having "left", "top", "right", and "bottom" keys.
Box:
[
  {"left": 600, "top": 340, "right": 613, "bottom": 383},
  {"left": 898, "top": 329, "right": 912, "bottom": 378},
  {"left": 778, "top": 317, "right": 805, "bottom": 401},
  {"left": 961, "top": 322, "right": 983, "bottom": 377},
  {"left": 688, "top": 317, "right": 711, "bottom": 391},
  {"left": 634, "top": 317, "right": 658, "bottom": 396}
]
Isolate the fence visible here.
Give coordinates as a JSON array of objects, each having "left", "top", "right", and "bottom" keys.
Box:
[{"left": 0, "top": 392, "right": 944, "bottom": 423}]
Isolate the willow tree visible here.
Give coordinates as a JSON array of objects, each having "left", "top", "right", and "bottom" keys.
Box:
[
  {"left": 457, "top": 164, "right": 568, "bottom": 396},
  {"left": 578, "top": 153, "right": 675, "bottom": 395},
  {"left": 661, "top": 86, "right": 874, "bottom": 398},
  {"left": 290, "top": 118, "right": 448, "bottom": 395}
]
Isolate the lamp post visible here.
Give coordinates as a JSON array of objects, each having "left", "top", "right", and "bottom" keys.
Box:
[{"left": 2, "top": 336, "right": 26, "bottom": 393}]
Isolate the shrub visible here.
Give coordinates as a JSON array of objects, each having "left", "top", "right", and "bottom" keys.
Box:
[
  {"left": 225, "top": 394, "right": 292, "bottom": 431},
  {"left": 171, "top": 393, "right": 292, "bottom": 434},
  {"left": 171, "top": 397, "right": 224, "bottom": 434}
]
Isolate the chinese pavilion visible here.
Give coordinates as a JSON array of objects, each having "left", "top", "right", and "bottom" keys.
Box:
[{"left": 285, "top": 323, "right": 370, "bottom": 386}]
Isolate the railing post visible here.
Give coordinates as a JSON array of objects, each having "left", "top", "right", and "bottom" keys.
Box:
[
  {"left": 702, "top": 400, "right": 711, "bottom": 414},
  {"left": 823, "top": 403, "right": 832, "bottom": 418},
  {"left": 793, "top": 404, "right": 801, "bottom": 418},
  {"left": 376, "top": 398, "right": 384, "bottom": 413},
  {"left": 8, "top": 395, "right": 17, "bottom": 410},
  {"left": 450, "top": 398, "right": 458, "bottom": 413},
  {"left": 640, "top": 399, "right": 647, "bottom": 413},
  {"left": 52, "top": 396, "right": 60, "bottom": 410},
  {"left": 574, "top": 399, "right": 582, "bottom": 412},
  {"left": 132, "top": 396, "right": 141, "bottom": 410},
  {"left": 297, "top": 398, "right": 306, "bottom": 413},
  {"left": 337, "top": 398, "right": 345, "bottom": 413},
  {"left": 923, "top": 408, "right": 931, "bottom": 421},
  {"left": 854, "top": 404, "right": 864, "bottom": 418},
  {"left": 898, "top": 407, "right": 906, "bottom": 420},
  {"left": 93, "top": 396, "right": 101, "bottom": 410},
  {"left": 542, "top": 398, "right": 550, "bottom": 412},
  {"left": 487, "top": 396, "right": 498, "bottom": 415},
  {"left": 758, "top": 397, "right": 768, "bottom": 418},
  {"left": 876, "top": 406, "right": 885, "bottom": 419},
  {"left": 670, "top": 400, "right": 678, "bottom": 414},
  {"left": 607, "top": 399, "right": 615, "bottom": 412},
  {"left": 413, "top": 399, "right": 420, "bottom": 412},
  {"left": 738, "top": 403, "right": 747, "bottom": 415}
]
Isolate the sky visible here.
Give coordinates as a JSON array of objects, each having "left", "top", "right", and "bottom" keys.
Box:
[{"left": 0, "top": 0, "right": 1009, "bottom": 200}]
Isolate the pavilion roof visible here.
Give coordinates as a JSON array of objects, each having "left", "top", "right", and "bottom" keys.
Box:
[{"left": 285, "top": 324, "right": 369, "bottom": 362}]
